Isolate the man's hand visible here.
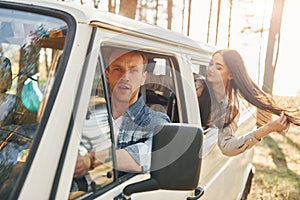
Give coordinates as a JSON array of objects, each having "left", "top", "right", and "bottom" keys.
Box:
[{"left": 73, "top": 153, "right": 91, "bottom": 178}]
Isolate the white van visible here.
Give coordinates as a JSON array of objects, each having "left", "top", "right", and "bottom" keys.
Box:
[{"left": 0, "top": 0, "right": 256, "bottom": 199}]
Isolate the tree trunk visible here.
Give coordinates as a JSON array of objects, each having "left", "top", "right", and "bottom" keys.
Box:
[
  {"left": 215, "top": 0, "right": 221, "bottom": 46},
  {"left": 207, "top": 0, "right": 213, "bottom": 43},
  {"left": 181, "top": 0, "right": 185, "bottom": 34},
  {"left": 93, "top": 0, "right": 100, "bottom": 9},
  {"left": 187, "top": 0, "right": 192, "bottom": 36},
  {"left": 154, "top": 0, "right": 159, "bottom": 25},
  {"left": 108, "top": 0, "right": 116, "bottom": 13},
  {"left": 258, "top": 0, "right": 285, "bottom": 127},
  {"left": 119, "top": 0, "right": 138, "bottom": 19},
  {"left": 262, "top": 0, "right": 285, "bottom": 94},
  {"left": 227, "top": 0, "right": 233, "bottom": 47},
  {"left": 167, "top": 0, "right": 173, "bottom": 30}
]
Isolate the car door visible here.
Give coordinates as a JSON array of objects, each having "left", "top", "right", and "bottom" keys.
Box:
[{"left": 62, "top": 24, "right": 201, "bottom": 199}]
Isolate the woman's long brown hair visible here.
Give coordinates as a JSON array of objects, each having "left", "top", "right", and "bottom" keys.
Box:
[{"left": 216, "top": 49, "right": 300, "bottom": 127}]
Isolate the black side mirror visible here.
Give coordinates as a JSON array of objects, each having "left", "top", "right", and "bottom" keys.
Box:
[{"left": 115, "top": 123, "right": 203, "bottom": 199}]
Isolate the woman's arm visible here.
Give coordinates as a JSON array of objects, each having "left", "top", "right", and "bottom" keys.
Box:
[
  {"left": 253, "top": 112, "right": 288, "bottom": 139},
  {"left": 218, "top": 112, "right": 289, "bottom": 156}
]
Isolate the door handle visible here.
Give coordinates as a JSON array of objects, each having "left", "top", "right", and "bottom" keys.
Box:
[{"left": 187, "top": 187, "right": 204, "bottom": 200}]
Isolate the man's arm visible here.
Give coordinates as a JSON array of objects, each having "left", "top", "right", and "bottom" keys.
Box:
[
  {"left": 73, "top": 148, "right": 142, "bottom": 178},
  {"left": 115, "top": 149, "right": 142, "bottom": 172}
]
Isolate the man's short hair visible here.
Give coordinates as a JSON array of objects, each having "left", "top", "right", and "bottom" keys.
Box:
[{"left": 104, "top": 48, "right": 148, "bottom": 71}]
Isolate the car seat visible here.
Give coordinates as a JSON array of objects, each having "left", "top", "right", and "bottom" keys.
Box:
[{"left": 0, "top": 57, "right": 17, "bottom": 127}]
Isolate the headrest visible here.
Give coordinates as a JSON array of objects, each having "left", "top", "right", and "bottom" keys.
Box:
[
  {"left": 0, "top": 57, "right": 12, "bottom": 93},
  {"left": 193, "top": 73, "right": 205, "bottom": 89},
  {"left": 193, "top": 73, "right": 205, "bottom": 81}
]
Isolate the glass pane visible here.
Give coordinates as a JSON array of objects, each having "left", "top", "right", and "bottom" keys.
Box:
[
  {"left": 0, "top": 8, "right": 68, "bottom": 197},
  {"left": 69, "top": 61, "right": 114, "bottom": 198},
  {"left": 144, "top": 56, "right": 177, "bottom": 121}
]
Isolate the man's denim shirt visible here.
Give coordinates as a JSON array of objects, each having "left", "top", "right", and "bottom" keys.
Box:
[{"left": 116, "top": 95, "right": 170, "bottom": 173}]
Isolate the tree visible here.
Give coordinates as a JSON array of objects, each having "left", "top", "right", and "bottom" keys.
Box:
[
  {"left": 93, "top": 0, "right": 101, "bottom": 8},
  {"left": 215, "top": 0, "right": 221, "bottom": 46},
  {"left": 207, "top": 0, "right": 213, "bottom": 43},
  {"left": 257, "top": 0, "right": 285, "bottom": 127},
  {"left": 167, "top": 0, "right": 173, "bottom": 30},
  {"left": 119, "top": 0, "right": 138, "bottom": 19},
  {"left": 227, "top": 0, "right": 232, "bottom": 47},
  {"left": 154, "top": 0, "right": 159, "bottom": 25},
  {"left": 187, "top": 0, "right": 192, "bottom": 36},
  {"left": 262, "top": 0, "right": 285, "bottom": 94},
  {"left": 108, "top": 0, "right": 116, "bottom": 13}
]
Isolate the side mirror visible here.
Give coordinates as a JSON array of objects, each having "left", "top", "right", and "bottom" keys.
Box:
[{"left": 116, "top": 123, "right": 203, "bottom": 199}]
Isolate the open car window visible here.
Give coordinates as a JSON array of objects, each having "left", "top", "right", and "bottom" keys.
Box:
[{"left": 68, "top": 45, "right": 181, "bottom": 199}]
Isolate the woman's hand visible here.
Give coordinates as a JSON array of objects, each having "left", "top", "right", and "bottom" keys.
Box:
[
  {"left": 254, "top": 112, "right": 289, "bottom": 140},
  {"left": 267, "top": 112, "right": 289, "bottom": 133}
]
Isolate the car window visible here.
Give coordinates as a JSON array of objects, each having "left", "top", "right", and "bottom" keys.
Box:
[
  {"left": 0, "top": 8, "right": 68, "bottom": 198},
  {"left": 192, "top": 62, "right": 211, "bottom": 130},
  {"left": 69, "top": 45, "right": 180, "bottom": 199},
  {"left": 69, "top": 60, "right": 114, "bottom": 199},
  {"left": 143, "top": 55, "right": 178, "bottom": 122}
]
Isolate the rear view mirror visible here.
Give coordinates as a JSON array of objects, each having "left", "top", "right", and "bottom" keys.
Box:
[{"left": 116, "top": 123, "right": 203, "bottom": 199}]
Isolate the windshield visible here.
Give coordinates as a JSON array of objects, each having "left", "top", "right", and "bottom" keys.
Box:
[{"left": 0, "top": 7, "right": 68, "bottom": 197}]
